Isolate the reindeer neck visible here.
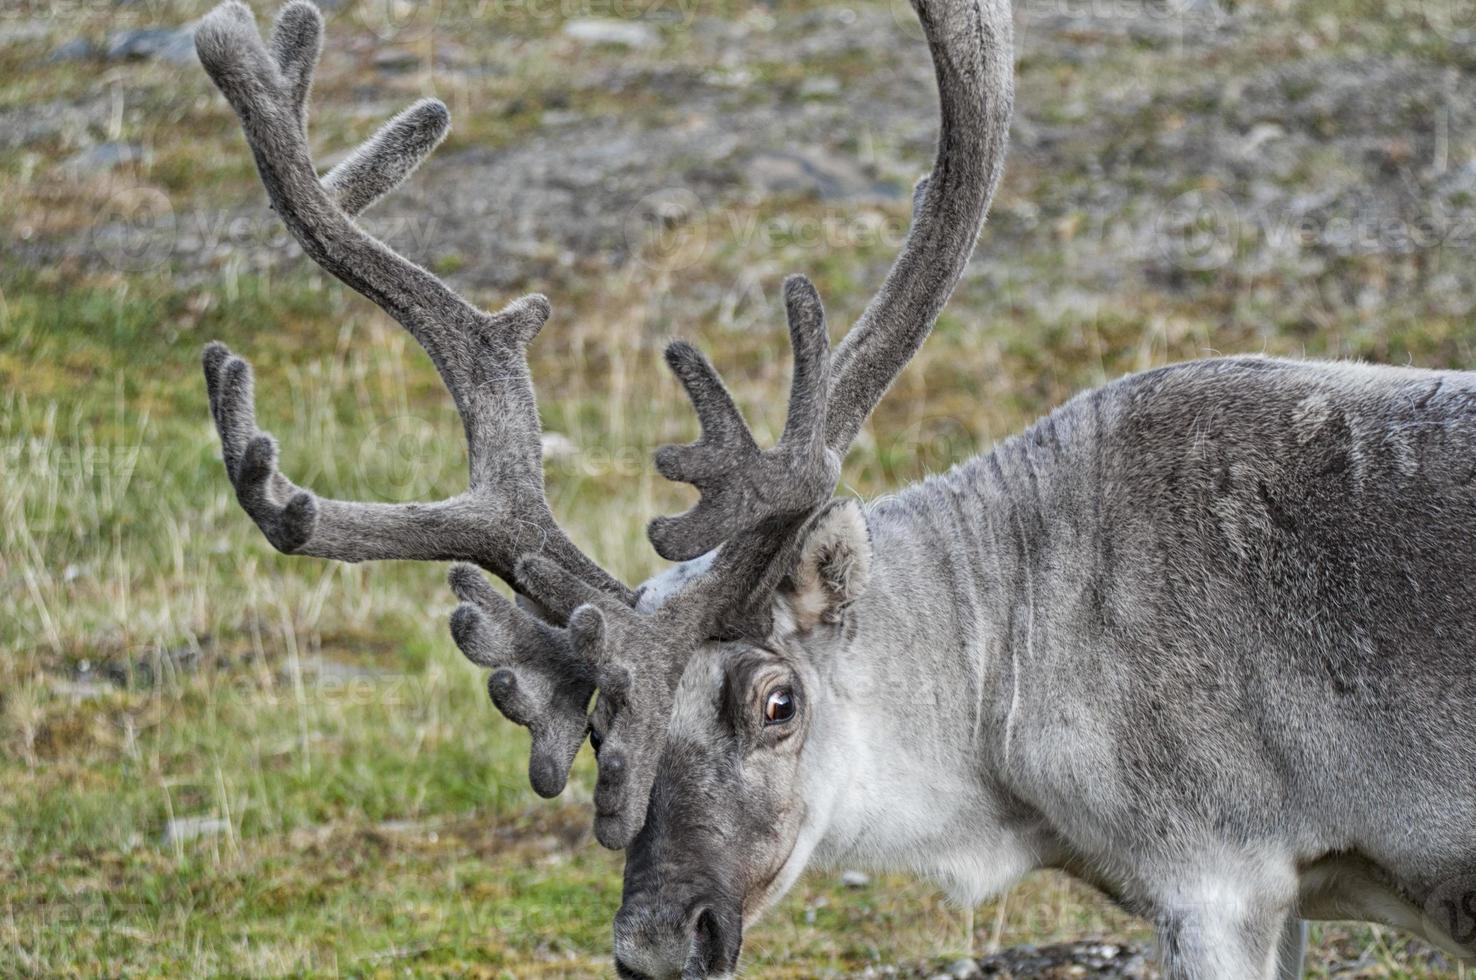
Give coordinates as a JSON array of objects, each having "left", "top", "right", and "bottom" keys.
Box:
[{"left": 809, "top": 413, "right": 1091, "bottom": 900}]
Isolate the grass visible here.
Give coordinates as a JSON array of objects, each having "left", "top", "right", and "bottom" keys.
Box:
[{"left": 1, "top": 0, "right": 1473, "bottom": 975}]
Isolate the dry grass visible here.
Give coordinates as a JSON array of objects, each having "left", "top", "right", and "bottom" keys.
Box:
[{"left": 1, "top": 0, "right": 1472, "bottom": 975}]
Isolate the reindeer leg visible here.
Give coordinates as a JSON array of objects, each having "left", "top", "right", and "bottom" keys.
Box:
[
  {"left": 1274, "top": 916, "right": 1307, "bottom": 980},
  {"left": 1152, "top": 878, "right": 1297, "bottom": 980}
]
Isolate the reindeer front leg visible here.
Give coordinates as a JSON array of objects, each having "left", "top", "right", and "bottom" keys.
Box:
[{"left": 1149, "top": 866, "right": 1301, "bottom": 980}]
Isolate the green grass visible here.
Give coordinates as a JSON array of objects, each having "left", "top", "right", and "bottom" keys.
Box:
[{"left": 2, "top": 0, "right": 1474, "bottom": 975}]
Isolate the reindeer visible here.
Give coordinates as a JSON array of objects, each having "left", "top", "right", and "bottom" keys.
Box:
[{"left": 193, "top": 0, "right": 1476, "bottom": 976}]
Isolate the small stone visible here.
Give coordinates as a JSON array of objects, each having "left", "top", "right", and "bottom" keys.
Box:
[
  {"left": 800, "top": 76, "right": 841, "bottom": 98},
  {"left": 161, "top": 816, "right": 228, "bottom": 846},
  {"left": 561, "top": 18, "right": 659, "bottom": 49},
  {"left": 0, "top": 23, "right": 51, "bottom": 46},
  {"left": 52, "top": 678, "right": 108, "bottom": 701},
  {"left": 744, "top": 147, "right": 899, "bottom": 202},
  {"left": 373, "top": 47, "right": 419, "bottom": 73},
  {"left": 840, "top": 869, "right": 871, "bottom": 887},
  {"left": 105, "top": 26, "right": 197, "bottom": 65},
  {"left": 59, "top": 142, "right": 145, "bottom": 175},
  {"left": 48, "top": 38, "right": 95, "bottom": 62},
  {"left": 948, "top": 958, "right": 981, "bottom": 978},
  {"left": 299, "top": 655, "right": 391, "bottom": 684}
]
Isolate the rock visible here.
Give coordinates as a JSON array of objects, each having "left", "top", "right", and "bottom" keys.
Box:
[
  {"left": 840, "top": 869, "right": 871, "bottom": 887},
  {"left": 800, "top": 76, "right": 842, "bottom": 99},
  {"left": 947, "top": 958, "right": 980, "bottom": 978},
  {"left": 298, "top": 655, "right": 392, "bottom": 685},
  {"left": 744, "top": 147, "right": 899, "bottom": 202},
  {"left": 1, "top": 23, "right": 53, "bottom": 47},
  {"left": 373, "top": 47, "right": 419, "bottom": 73},
  {"left": 51, "top": 678, "right": 109, "bottom": 701},
  {"left": 105, "top": 25, "right": 197, "bottom": 65},
  {"left": 562, "top": 18, "right": 659, "bottom": 49},
  {"left": 161, "top": 816, "right": 228, "bottom": 847},
  {"left": 972, "top": 941, "right": 1158, "bottom": 979},
  {"left": 47, "top": 38, "right": 95, "bottom": 62},
  {"left": 59, "top": 142, "right": 145, "bottom": 176}
]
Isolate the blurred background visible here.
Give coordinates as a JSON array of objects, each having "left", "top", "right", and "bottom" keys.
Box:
[{"left": 2, "top": 0, "right": 1474, "bottom": 975}]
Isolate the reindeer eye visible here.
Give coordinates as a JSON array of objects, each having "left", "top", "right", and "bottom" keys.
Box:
[{"left": 763, "top": 688, "right": 796, "bottom": 725}]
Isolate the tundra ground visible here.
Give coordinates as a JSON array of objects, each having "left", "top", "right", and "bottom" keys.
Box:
[{"left": 1, "top": 0, "right": 1473, "bottom": 974}]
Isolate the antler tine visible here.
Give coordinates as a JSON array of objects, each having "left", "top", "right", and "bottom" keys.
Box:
[
  {"left": 647, "top": 275, "right": 841, "bottom": 563},
  {"left": 203, "top": 341, "right": 481, "bottom": 561},
  {"left": 448, "top": 565, "right": 598, "bottom": 797},
  {"left": 645, "top": 0, "right": 1012, "bottom": 558},
  {"left": 514, "top": 549, "right": 762, "bottom": 849},
  {"left": 198, "top": 0, "right": 639, "bottom": 803}
]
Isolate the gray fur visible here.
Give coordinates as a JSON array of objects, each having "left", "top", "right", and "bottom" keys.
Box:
[
  {"left": 597, "top": 0, "right": 1013, "bottom": 851},
  {"left": 625, "top": 357, "right": 1476, "bottom": 978},
  {"left": 194, "top": 2, "right": 1476, "bottom": 976}
]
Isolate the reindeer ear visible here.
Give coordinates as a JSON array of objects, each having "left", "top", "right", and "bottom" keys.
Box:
[{"left": 781, "top": 500, "right": 871, "bottom": 632}]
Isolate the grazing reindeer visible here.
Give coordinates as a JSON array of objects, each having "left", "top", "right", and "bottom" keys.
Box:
[{"left": 195, "top": 0, "right": 1476, "bottom": 976}]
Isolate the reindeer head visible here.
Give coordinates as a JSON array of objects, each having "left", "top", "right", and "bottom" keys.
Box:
[
  {"left": 193, "top": 0, "right": 1010, "bottom": 974},
  {"left": 612, "top": 499, "right": 874, "bottom": 978}
]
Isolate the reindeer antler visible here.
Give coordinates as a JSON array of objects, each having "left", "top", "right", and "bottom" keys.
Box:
[
  {"left": 648, "top": 275, "right": 838, "bottom": 563},
  {"left": 197, "top": 0, "right": 1012, "bottom": 847},
  {"left": 196, "top": 0, "right": 632, "bottom": 797}
]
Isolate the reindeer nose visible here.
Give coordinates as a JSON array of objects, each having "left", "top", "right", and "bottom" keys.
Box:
[{"left": 613, "top": 900, "right": 739, "bottom": 979}]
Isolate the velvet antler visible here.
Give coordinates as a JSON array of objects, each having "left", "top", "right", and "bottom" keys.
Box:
[
  {"left": 197, "top": 0, "right": 1013, "bottom": 848},
  {"left": 196, "top": 0, "right": 632, "bottom": 797}
]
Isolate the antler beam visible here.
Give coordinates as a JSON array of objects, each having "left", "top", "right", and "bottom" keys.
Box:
[{"left": 196, "top": 0, "right": 634, "bottom": 797}]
